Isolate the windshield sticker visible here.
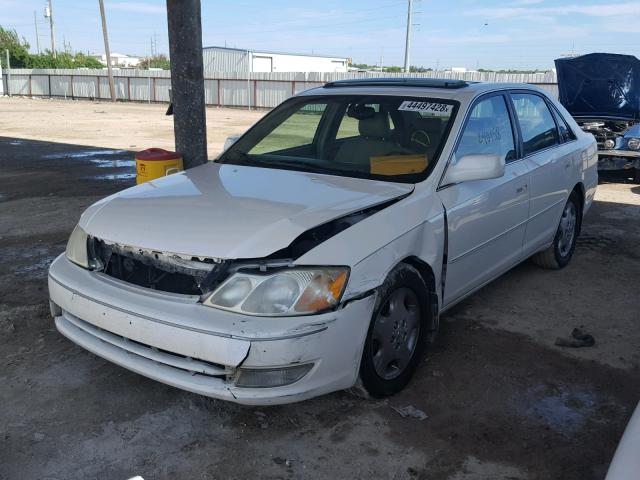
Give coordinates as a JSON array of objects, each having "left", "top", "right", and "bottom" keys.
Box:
[{"left": 398, "top": 101, "right": 453, "bottom": 116}]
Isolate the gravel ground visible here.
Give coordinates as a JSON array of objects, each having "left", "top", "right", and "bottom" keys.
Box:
[{"left": 1, "top": 98, "right": 639, "bottom": 480}]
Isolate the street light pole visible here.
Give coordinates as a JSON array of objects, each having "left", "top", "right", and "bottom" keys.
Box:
[
  {"left": 403, "top": 0, "right": 413, "bottom": 73},
  {"left": 34, "top": 11, "right": 41, "bottom": 54},
  {"left": 98, "top": 0, "right": 117, "bottom": 102},
  {"left": 166, "top": 0, "right": 208, "bottom": 168},
  {"left": 48, "top": 0, "right": 56, "bottom": 58}
]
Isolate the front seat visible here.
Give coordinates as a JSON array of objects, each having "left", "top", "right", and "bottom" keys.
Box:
[{"left": 334, "top": 113, "right": 401, "bottom": 170}]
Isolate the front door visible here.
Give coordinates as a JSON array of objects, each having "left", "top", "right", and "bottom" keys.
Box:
[{"left": 438, "top": 93, "right": 530, "bottom": 307}]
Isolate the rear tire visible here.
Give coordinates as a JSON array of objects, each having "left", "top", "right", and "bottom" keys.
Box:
[
  {"left": 531, "top": 191, "right": 581, "bottom": 269},
  {"left": 359, "top": 264, "right": 431, "bottom": 398}
]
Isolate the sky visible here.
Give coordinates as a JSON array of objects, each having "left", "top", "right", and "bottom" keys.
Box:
[{"left": 2, "top": 0, "right": 640, "bottom": 70}]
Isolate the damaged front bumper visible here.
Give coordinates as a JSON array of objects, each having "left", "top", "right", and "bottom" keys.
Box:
[
  {"left": 48, "top": 254, "right": 375, "bottom": 405},
  {"left": 597, "top": 150, "right": 640, "bottom": 171}
]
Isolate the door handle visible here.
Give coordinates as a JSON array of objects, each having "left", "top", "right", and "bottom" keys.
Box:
[{"left": 516, "top": 184, "right": 527, "bottom": 193}]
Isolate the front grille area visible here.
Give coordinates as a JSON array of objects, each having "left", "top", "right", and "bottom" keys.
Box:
[{"left": 91, "top": 238, "right": 226, "bottom": 296}]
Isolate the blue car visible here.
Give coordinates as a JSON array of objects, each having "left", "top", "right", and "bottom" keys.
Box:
[{"left": 556, "top": 53, "right": 640, "bottom": 182}]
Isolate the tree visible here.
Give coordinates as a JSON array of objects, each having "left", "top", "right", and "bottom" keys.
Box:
[
  {"left": 0, "top": 26, "right": 31, "bottom": 67},
  {"left": 139, "top": 54, "right": 170, "bottom": 70},
  {"left": 1, "top": 25, "right": 104, "bottom": 69},
  {"left": 26, "top": 51, "right": 104, "bottom": 68}
]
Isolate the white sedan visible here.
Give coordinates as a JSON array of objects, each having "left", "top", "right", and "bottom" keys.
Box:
[{"left": 48, "top": 78, "right": 598, "bottom": 404}]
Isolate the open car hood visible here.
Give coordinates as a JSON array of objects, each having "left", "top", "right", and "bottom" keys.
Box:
[
  {"left": 555, "top": 53, "right": 640, "bottom": 121},
  {"left": 79, "top": 162, "right": 413, "bottom": 260}
]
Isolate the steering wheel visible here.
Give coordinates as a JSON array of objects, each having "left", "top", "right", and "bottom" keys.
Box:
[{"left": 410, "top": 129, "right": 431, "bottom": 148}]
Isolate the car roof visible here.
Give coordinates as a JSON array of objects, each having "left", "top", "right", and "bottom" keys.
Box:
[{"left": 298, "top": 78, "right": 548, "bottom": 103}]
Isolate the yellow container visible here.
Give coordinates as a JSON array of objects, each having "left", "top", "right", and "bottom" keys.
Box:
[
  {"left": 135, "top": 148, "right": 183, "bottom": 184},
  {"left": 369, "top": 154, "right": 428, "bottom": 176}
]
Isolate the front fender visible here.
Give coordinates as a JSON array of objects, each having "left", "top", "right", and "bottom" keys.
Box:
[{"left": 295, "top": 192, "right": 445, "bottom": 301}]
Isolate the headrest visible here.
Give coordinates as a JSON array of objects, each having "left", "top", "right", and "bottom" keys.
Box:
[
  {"left": 359, "top": 113, "right": 390, "bottom": 139},
  {"left": 347, "top": 104, "right": 376, "bottom": 119}
]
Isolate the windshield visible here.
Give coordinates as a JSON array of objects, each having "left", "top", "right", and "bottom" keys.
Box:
[{"left": 217, "top": 94, "right": 458, "bottom": 183}]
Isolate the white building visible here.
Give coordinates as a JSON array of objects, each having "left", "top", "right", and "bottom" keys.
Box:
[
  {"left": 203, "top": 46, "right": 349, "bottom": 74},
  {"left": 90, "top": 53, "right": 140, "bottom": 68}
]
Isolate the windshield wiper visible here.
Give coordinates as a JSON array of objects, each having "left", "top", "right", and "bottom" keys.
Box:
[
  {"left": 251, "top": 157, "right": 356, "bottom": 177},
  {"left": 220, "top": 151, "right": 364, "bottom": 178}
]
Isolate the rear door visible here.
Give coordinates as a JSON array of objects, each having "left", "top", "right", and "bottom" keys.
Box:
[
  {"left": 438, "top": 92, "right": 530, "bottom": 306},
  {"left": 510, "top": 92, "right": 573, "bottom": 254}
]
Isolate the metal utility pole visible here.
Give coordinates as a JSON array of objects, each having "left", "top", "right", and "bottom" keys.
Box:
[
  {"left": 34, "top": 11, "right": 41, "bottom": 54},
  {"left": 98, "top": 0, "right": 117, "bottom": 102},
  {"left": 246, "top": 49, "right": 251, "bottom": 111},
  {"left": 5, "top": 50, "right": 11, "bottom": 97},
  {"left": 403, "top": 0, "right": 413, "bottom": 73},
  {"left": 166, "top": 0, "right": 208, "bottom": 168},
  {"left": 47, "top": 0, "right": 56, "bottom": 58}
]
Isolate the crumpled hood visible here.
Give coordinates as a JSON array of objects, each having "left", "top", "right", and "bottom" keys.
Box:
[
  {"left": 555, "top": 53, "right": 640, "bottom": 121},
  {"left": 80, "top": 162, "right": 413, "bottom": 259}
]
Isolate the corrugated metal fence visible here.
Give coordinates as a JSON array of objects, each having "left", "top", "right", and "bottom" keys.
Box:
[{"left": 2, "top": 69, "right": 559, "bottom": 108}]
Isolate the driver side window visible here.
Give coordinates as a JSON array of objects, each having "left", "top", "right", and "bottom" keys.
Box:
[{"left": 454, "top": 95, "right": 516, "bottom": 164}]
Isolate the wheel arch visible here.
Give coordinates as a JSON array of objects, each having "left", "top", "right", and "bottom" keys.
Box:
[{"left": 400, "top": 256, "right": 439, "bottom": 337}]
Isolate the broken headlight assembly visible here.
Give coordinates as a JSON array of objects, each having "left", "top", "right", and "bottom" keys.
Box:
[
  {"left": 65, "top": 224, "right": 90, "bottom": 268},
  {"left": 628, "top": 138, "right": 640, "bottom": 151},
  {"left": 204, "top": 267, "right": 349, "bottom": 316}
]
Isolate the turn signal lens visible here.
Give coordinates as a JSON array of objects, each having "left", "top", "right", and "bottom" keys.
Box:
[
  {"left": 294, "top": 270, "right": 348, "bottom": 313},
  {"left": 235, "top": 364, "right": 313, "bottom": 388},
  {"left": 65, "top": 224, "right": 89, "bottom": 268}
]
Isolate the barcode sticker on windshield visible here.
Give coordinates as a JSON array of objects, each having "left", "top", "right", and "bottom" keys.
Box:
[{"left": 398, "top": 101, "right": 453, "bottom": 116}]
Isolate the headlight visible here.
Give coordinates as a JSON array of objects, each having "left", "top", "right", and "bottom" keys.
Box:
[
  {"left": 603, "top": 139, "right": 615, "bottom": 149},
  {"left": 65, "top": 224, "right": 89, "bottom": 268},
  {"left": 204, "top": 267, "right": 349, "bottom": 316},
  {"left": 628, "top": 138, "right": 640, "bottom": 150}
]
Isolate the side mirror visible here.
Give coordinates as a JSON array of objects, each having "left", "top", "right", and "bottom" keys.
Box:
[
  {"left": 223, "top": 134, "right": 241, "bottom": 151},
  {"left": 442, "top": 154, "right": 505, "bottom": 185}
]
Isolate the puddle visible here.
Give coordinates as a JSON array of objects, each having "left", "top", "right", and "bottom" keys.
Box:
[
  {"left": 13, "top": 256, "right": 57, "bottom": 279},
  {"left": 41, "top": 150, "right": 136, "bottom": 180},
  {"left": 89, "top": 173, "right": 136, "bottom": 181},
  {"left": 4, "top": 245, "right": 59, "bottom": 279},
  {"left": 42, "top": 149, "right": 129, "bottom": 160},
  {"left": 513, "top": 383, "right": 597, "bottom": 434},
  {"left": 90, "top": 159, "right": 136, "bottom": 168}
]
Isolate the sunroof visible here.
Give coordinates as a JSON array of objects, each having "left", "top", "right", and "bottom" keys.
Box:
[{"left": 324, "top": 78, "right": 469, "bottom": 89}]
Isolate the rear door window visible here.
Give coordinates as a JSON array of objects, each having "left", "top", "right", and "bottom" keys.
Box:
[{"left": 511, "top": 93, "right": 559, "bottom": 155}]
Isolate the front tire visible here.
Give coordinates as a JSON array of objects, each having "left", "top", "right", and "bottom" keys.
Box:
[
  {"left": 359, "top": 264, "right": 430, "bottom": 398},
  {"left": 531, "top": 191, "right": 581, "bottom": 269}
]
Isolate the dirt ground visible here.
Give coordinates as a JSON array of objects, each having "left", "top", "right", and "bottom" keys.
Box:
[
  {"left": 1, "top": 98, "right": 639, "bottom": 480},
  {"left": 0, "top": 96, "right": 265, "bottom": 156}
]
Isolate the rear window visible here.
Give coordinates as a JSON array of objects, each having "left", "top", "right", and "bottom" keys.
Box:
[{"left": 218, "top": 95, "right": 459, "bottom": 183}]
